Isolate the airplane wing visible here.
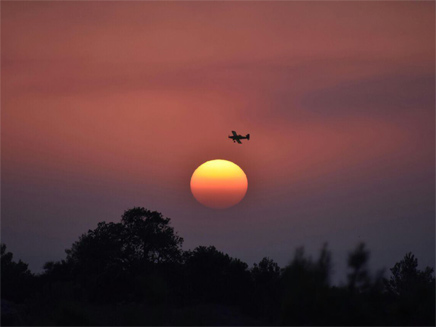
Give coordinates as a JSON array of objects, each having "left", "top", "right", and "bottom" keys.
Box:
[
  {"left": 235, "top": 138, "right": 242, "bottom": 144},
  {"left": 232, "top": 131, "right": 238, "bottom": 137}
]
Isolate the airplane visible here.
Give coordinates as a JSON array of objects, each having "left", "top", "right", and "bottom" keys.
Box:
[{"left": 229, "top": 131, "right": 250, "bottom": 144}]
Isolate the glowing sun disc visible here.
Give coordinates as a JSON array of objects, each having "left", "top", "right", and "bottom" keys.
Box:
[{"left": 190, "top": 159, "right": 248, "bottom": 209}]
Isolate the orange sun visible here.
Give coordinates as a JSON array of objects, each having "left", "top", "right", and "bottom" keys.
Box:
[{"left": 190, "top": 159, "right": 248, "bottom": 209}]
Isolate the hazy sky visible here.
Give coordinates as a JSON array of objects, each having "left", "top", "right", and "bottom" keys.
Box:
[{"left": 2, "top": 1, "right": 434, "bottom": 282}]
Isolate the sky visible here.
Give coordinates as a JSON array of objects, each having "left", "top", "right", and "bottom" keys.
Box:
[{"left": 2, "top": 1, "right": 434, "bottom": 283}]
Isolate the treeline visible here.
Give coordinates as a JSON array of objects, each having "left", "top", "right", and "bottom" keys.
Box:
[{"left": 1, "top": 207, "right": 435, "bottom": 325}]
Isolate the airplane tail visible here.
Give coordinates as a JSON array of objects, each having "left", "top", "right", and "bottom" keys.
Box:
[{"left": 246, "top": 134, "right": 250, "bottom": 140}]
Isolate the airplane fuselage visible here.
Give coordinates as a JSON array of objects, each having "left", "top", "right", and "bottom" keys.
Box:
[
  {"left": 228, "top": 135, "right": 248, "bottom": 140},
  {"left": 228, "top": 132, "right": 250, "bottom": 144}
]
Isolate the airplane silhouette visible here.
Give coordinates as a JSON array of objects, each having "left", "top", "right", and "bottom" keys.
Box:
[{"left": 229, "top": 131, "right": 250, "bottom": 144}]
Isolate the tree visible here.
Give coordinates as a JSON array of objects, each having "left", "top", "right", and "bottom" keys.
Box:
[
  {"left": 62, "top": 207, "right": 184, "bottom": 302},
  {"left": 183, "top": 246, "right": 251, "bottom": 305},
  {"left": 344, "top": 243, "right": 389, "bottom": 325},
  {"left": 66, "top": 207, "right": 183, "bottom": 267},
  {"left": 251, "top": 257, "right": 281, "bottom": 285},
  {"left": 347, "top": 242, "right": 371, "bottom": 293},
  {"left": 250, "top": 257, "right": 281, "bottom": 323},
  {"left": 281, "top": 245, "right": 332, "bottom": 325},
  {"left": 384, "top": 252, "right": 435, "bottom": 325},
  {"left": 66, "top": 222, "right": 127, "bottom": 275},
  {"left": 385, "top": 252, "right": 434, "bottom": 297},
  {"left": 1, "top": 243, "right": 34, "bottom": 302},
  {"left": 121, "top": 207, "right": 184, "bottom": 264}
]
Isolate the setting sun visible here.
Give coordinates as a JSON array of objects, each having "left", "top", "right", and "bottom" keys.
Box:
[{"left": 190, "top": 159, "right": 248, "bottom": 209}]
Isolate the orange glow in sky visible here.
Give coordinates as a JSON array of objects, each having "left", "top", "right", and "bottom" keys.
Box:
[{"left": 190, "top": 160, "right": 248, "bottom": 209}]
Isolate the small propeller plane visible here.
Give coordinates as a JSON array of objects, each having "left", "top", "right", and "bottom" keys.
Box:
[{"left": 229, "top": 131, "right": 250, "bottom": 144}]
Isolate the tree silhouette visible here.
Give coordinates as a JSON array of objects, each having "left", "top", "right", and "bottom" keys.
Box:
[
  {"left": 67, "top": 208, "right": 183, "bottom": 269},
  {"left": 385, "top": 252, "right": 434, "bottom": 296},
  {"left": 251, "top": 257, "right": 281, "bottom": 282},
  {"left": 281, "top": 244, "right": 332, "bottom": 325},
  {"left": 250, "top": 257, "right": 281, "bottom": 323},
  {"left": 384, "top": 252, "right": 435, "bottom": 325},
  {"left": 42, "top": 260, "right": 71, "bottom": 282},
  {"left": 347, "top": 242, "right": 371, "bottom": 293},
  {"left": 183, "top": 246, "right": 251, "bottom": 306},
  {"left": 2, "top": 208, "right": 435, "bottom": 326},
  {"left": 63, "top": 207, "right": 183, "bottom": 302},
  {"left": 1, "top": 243, "right": 34, "bottom": 303},
  {"left": 344, "top": 243, "right": 386, "bottom": 325},
  {"left": 120, "top": 207, "right": 184, "bottom": 264}
]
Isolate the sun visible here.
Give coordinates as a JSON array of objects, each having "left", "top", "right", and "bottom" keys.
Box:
[{"left": 190, "top": 159, "right": 248, "bottom": 209}]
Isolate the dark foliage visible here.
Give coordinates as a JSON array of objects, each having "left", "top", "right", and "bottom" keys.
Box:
[
  {"left": 183, "top": 246, "right": 252, "bottom": 306},
  {"left": 63, "top": 207, "right": 184, "bottom": 303},
  {"left": 1, "top": 244, "right": 35, "bottom": 303},
  {"left": 1, "top": 208, "right": 434, "bottom": 326},
  {"left": 280, "top": 244, "right": 332, "bottom": 325},
  {"left": 250, "top": 257, "right": 281, "bottom": 323},
  {"left": 384, "top": 252, "right": 435, "bottom": 325}
]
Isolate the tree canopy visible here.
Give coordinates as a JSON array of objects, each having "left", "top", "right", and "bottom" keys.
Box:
[
  {"left": 1, "top": 207, "right": 434, "bottom": 326},
  {"left": 66, "top": 207, "right": 183, "bottom": 271}
]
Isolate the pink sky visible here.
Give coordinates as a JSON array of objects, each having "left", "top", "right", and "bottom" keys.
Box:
[{"left": 2, "top": 2, "right": 434, "bottom": 280}]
